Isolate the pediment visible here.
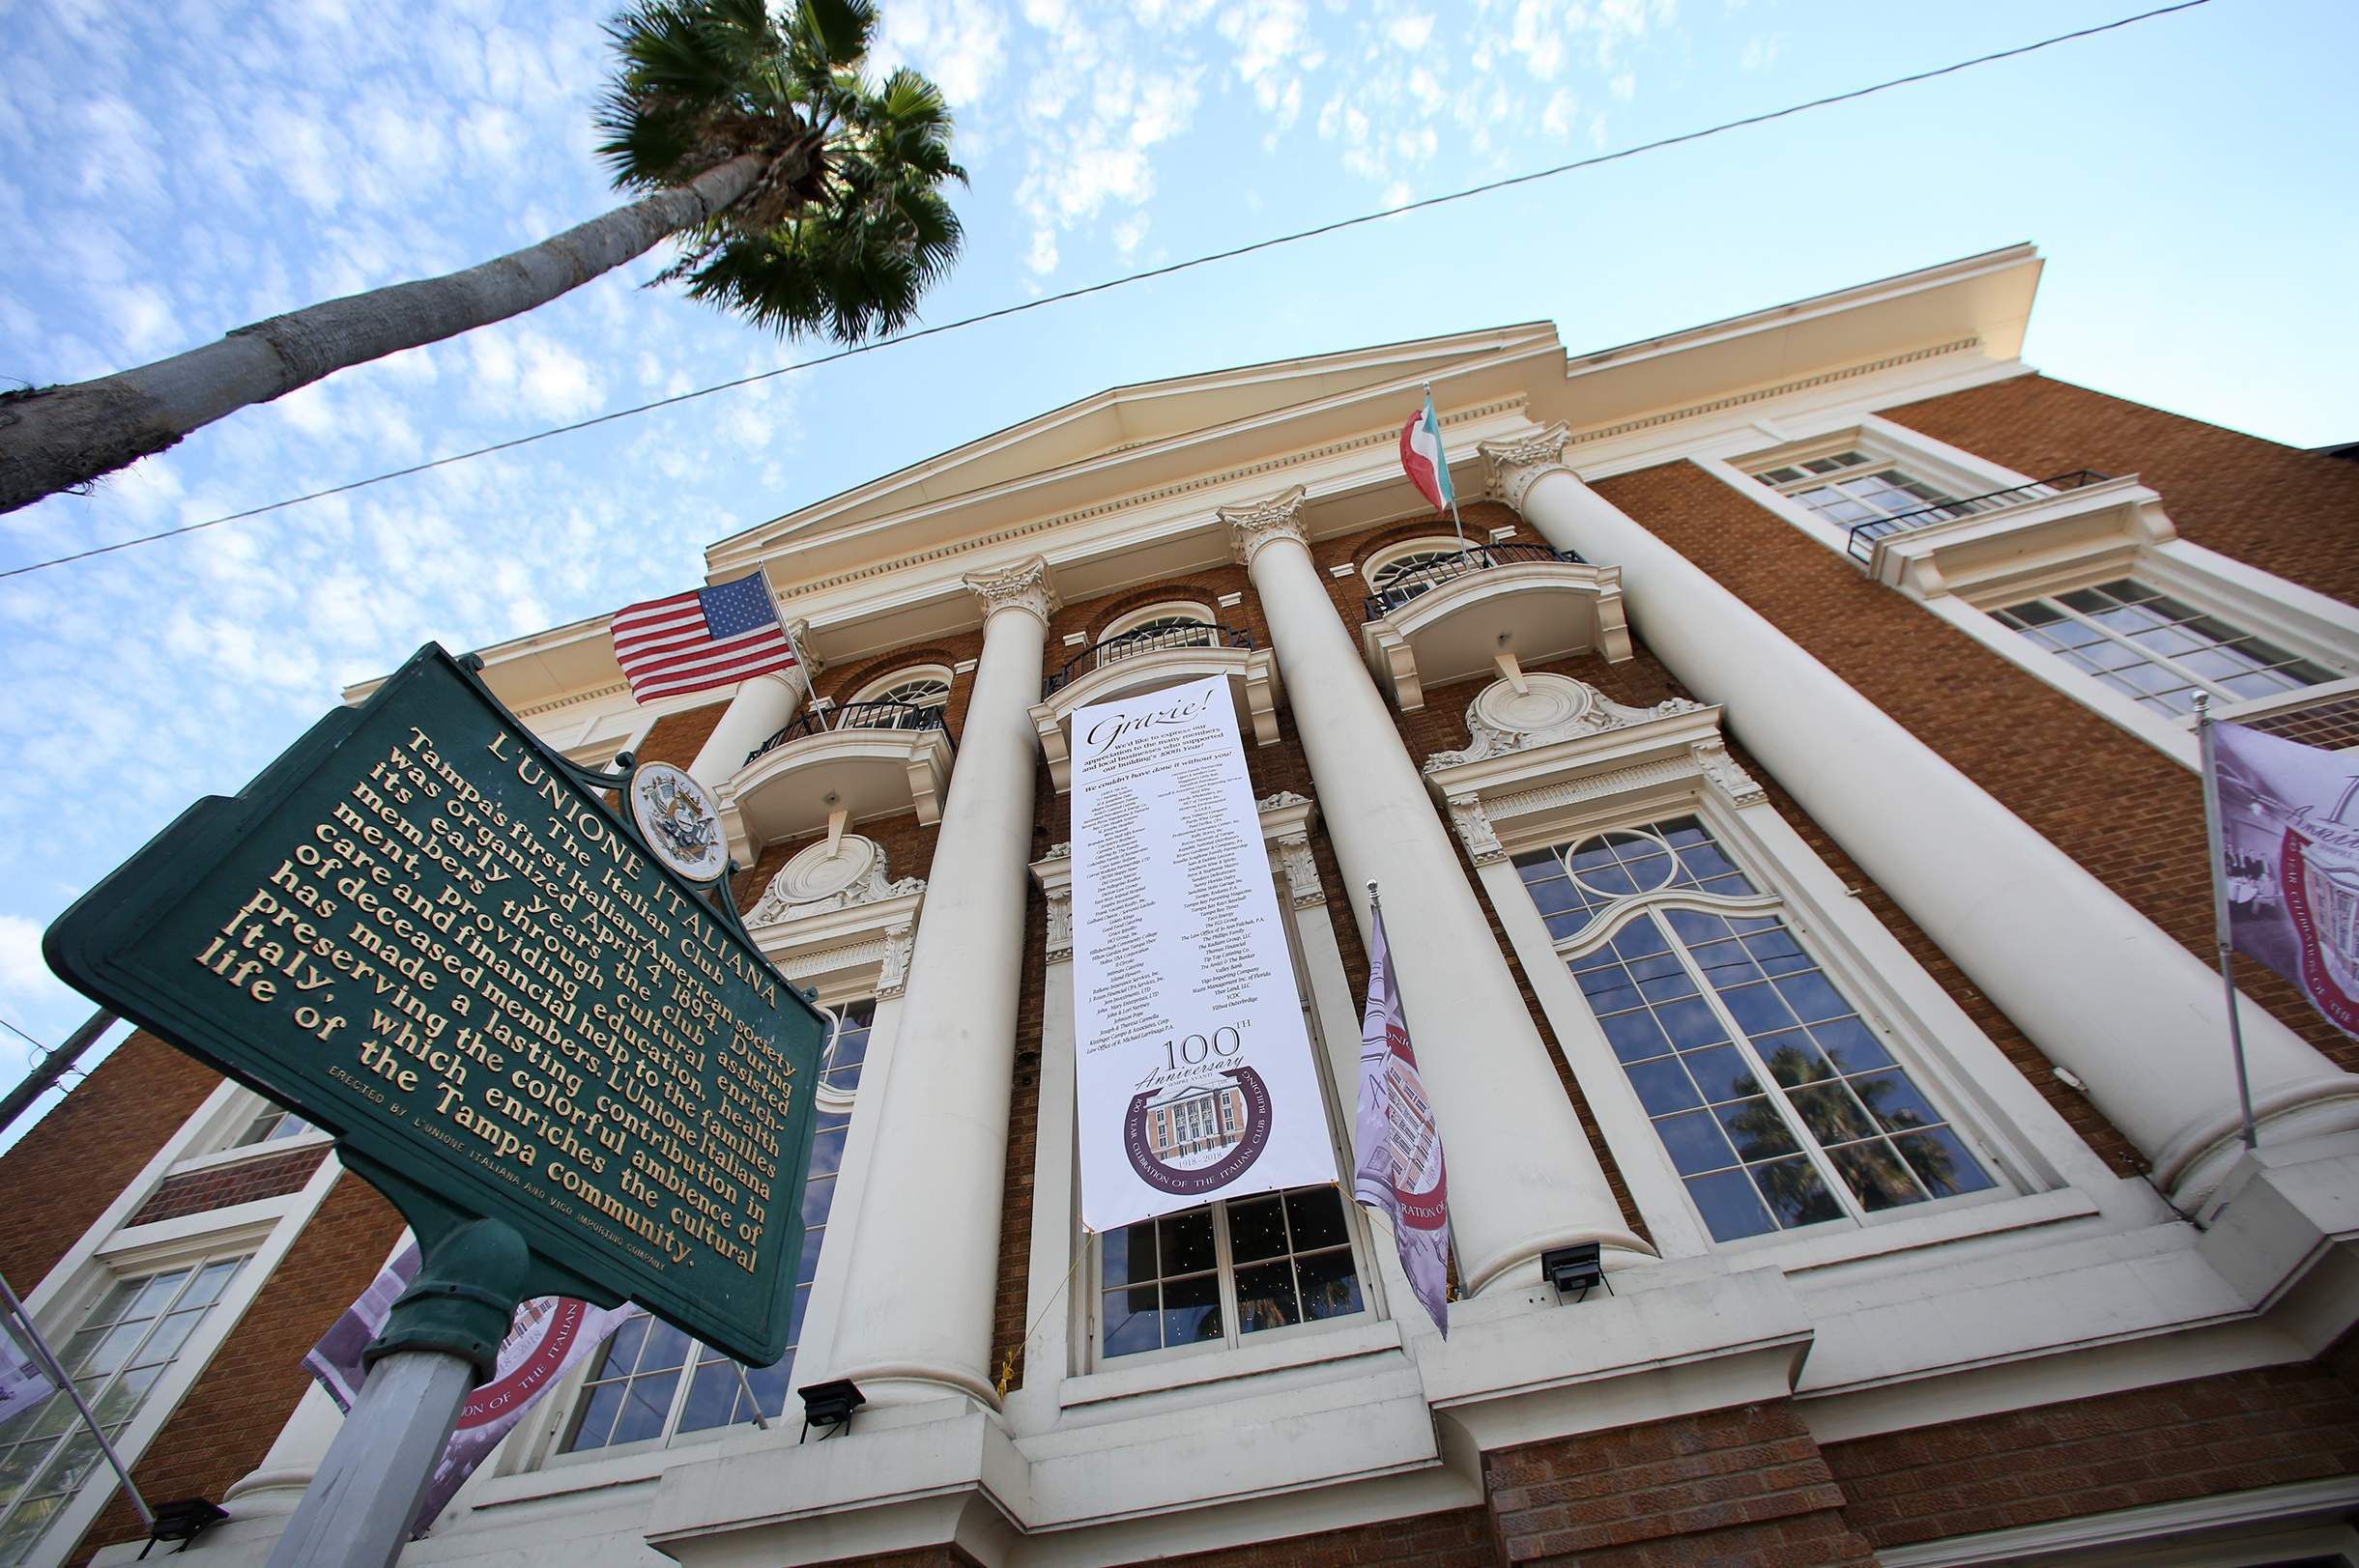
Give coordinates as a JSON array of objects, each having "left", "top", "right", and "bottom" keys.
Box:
[{"left": 707, "top": 324, "right": 1561, "bottom": 569}]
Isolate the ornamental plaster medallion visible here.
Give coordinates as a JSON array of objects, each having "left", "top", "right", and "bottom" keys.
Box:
[
  {"left": 745, "top": 834, "right": 925, "bottom": 926},
  {"left": 1424, "top": 674, "right": 1704, "bottom": 771},
  {"left": 628, "top": 763, "right": 727, "bottom": 882}
]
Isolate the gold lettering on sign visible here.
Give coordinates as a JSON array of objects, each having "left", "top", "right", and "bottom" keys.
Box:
[{"left": 184, "top": 723, "right": 796, "bottom": 1278}]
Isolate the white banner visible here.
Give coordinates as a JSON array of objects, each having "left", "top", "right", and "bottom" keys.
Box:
[{"left": 1072, "top": 675, "right": 1338, "bottom": 1233}]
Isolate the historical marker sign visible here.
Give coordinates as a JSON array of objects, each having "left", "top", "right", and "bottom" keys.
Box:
[{"left": 44, "top": 644, "right": 824, "bottom": 1365}]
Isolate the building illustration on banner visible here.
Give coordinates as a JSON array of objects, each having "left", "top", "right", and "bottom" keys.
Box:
[{"left": 9, "top": 244, "right": 2359, "bottom": 1567}]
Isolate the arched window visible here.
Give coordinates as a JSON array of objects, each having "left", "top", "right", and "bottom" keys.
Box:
[
  {"left": 1364, "top": 537, "right": 1475, "bottom": 610},
  {"left": 1094, "top": 602, "right": 1218, "bottom": 670},
  {"left": 1513, "top": 815, "right": 1999, "bottom": 1242},
  {"left": 840, "top": 666, "right": 952, "bottom": 730}
]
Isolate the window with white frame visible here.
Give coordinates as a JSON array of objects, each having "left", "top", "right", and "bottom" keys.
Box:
[
  {"left": 1097, "top": 1185, "right": 1365, "bottom": 1360},
  {"left": 227, "top": 1102, "right": 310, "bottom": 1149},
  {"left": 1094, "top": 603, "right": 1218, "bottom": 669},
  {"left": 1364, "top": 538, "right": 1473, "bottom": 607},
  {"left": 0, "top": 1254, "right": 248, "bottom": 1561},
  {"left": 559, "top": 1000, "right": 874, "bottom": 1452},
  {"left": 1991, "top": 579, "right": 2341, "bottom": 718},
  {"left": 1750, "top": 449, "right": 1979, "bottom": 532},
  {"left": 1514, "top": 814, "right": 1999, "bottom": 1243}
]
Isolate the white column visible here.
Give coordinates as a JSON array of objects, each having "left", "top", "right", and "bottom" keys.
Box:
[
  {"left": 686, "top": 666, "right": 812, "bottom": 790},
  {"left": 826, "top": 558, "right": 1054, "bottom": 1405},
  {"left": 220, "top": 1383, "right": 347, "bottom": 1519},
  {"left": 1221, "top": 489, "right": 1651, "bottom": 1294},
  {"left": 1482, "top": 425, "right": 2359, "bottom": 1204}
]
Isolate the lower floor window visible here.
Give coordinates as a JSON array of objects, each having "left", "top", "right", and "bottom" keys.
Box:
[
  {"left": 561, "top": 1000, "right": 874, "bottom": 1453},
  {"left": 0, "top": 1255, "right": 247, "bottom": 1562},
  {"left": 1099, "top": 1185, "right": 1365, "bottom": 1360}
]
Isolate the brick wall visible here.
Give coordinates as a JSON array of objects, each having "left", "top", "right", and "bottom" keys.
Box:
[
  {"left": 1823, "top": 1359, "right": 2359, "bottom": 1552},
  {"left": 126, "top": 1144, "right": 329, "bottom": 1226},
  {"left": 71, "top": 1171, "right": 407, "bottom": 1564},
  {"left": 1484, "top": 1402, "right": 1876, "bottom": 1565},
  {"left": 1884, "top": 373, "right": 2359, "bottom": 607},
  {"left": 0, "top": 1029, "right": 222, "bottom": 1291},
  {"left": 1586, "top": 453, "right": 2359, "bottom": 1084},
  {"left": 1143, "top": 1505, "right": 1494, "bottom": 1567},
  {"left": 632, "top": 699, "right": 730, "bottom": 770}
]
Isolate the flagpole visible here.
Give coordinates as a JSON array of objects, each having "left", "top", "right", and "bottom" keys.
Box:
[
  {"left": 0, "top": 1268, "right": 154, "bottom": 1531},
  {"left": 2194, "top": 692, "right": 2260, "bottom": 1154}
]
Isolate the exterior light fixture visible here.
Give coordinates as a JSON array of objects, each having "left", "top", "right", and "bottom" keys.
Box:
[
  {"left": 141, "top": 1497, "right": 227, "bottom": 1556},
  {"left": 797, "top": 1378, "right": 866, "bottom": 1442},
  {"left": 1540, "top": 1242, "right": 1607, "bottom": 1302}
]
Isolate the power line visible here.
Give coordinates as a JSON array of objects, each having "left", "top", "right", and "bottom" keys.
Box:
[{"left": 0, "top": 0, "right": 2215, "bottom": 584}]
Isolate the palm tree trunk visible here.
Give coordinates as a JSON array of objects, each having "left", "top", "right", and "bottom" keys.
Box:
[{"left": 0, "top": 152, "right": 765, "bottom": 517}]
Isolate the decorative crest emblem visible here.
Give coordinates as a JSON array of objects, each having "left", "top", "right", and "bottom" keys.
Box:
[{"left": 628, "top": 762, "right": 727, "bottom": 883}]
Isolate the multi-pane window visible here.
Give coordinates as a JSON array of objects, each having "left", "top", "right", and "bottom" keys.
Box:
[
  {"left": 0, "top": 1257, "right": 246, "bottom": 1562},
  {"left": 1515, "top": 816, "right": 1997, "bottom": 1243},
  {"left": 1096, "top": 613, "right": 1217, "bottom": 669},
  {"left": 1099, "top": 1186, "right": 1365, "bottom": 1359},
  {"left": 229, "top": 1104, "right": 309, "bottom": 1148},
  {"left": 1366, "top": 545, "right": 1470, "bottom": 605},
  {"left": 1992, "top": 580, "right": 2338, "bottom": 717},
  {"left": 1753, "top": 450, "right": 1975, "bottom": 531},
  {"left": 561, "top": 1000, "right": 874, "bottom": 1453}
]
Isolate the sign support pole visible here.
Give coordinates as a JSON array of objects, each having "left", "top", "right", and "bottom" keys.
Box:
[{"left": 268, "top": 1199, "right": 531, "bottom": 1568}]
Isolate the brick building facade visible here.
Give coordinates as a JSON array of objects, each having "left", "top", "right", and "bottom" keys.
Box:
[{"left": 6, "top": 245, "right": 2357, "bottom": 1565}]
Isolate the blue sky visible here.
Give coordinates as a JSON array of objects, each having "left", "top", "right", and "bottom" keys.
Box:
[{"left": 1, "top": 0, "right": 2354, "bottom": 1136}]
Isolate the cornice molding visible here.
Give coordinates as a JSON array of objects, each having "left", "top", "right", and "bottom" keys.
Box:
[
  {"left": 1566, "top": 337, "right": 1982, "bottom": 447},
  {"left": 773, "top": 397, "right": 1528, "bottom": 599}
]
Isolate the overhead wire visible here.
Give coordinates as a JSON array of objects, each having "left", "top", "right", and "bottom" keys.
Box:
[{"left": 0, "top": 0, "right": 2214, "bottom": 584}]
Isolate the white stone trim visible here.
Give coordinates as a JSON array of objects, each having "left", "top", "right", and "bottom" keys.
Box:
[
  {"left": 1877, "top": 1475, "right": 2359, "bottom": 1566},
  {"left": 1426, "top": 673, "right": 2130, "bottom": 1264}
]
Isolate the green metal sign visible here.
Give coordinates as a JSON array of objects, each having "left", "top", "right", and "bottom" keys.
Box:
[{"left": 43, "top": 644, "right": 824, "bottom": 1366}]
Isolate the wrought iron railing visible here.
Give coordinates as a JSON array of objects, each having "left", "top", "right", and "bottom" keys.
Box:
[
  {"left": 1844, "top": 470, "right": 2110, "bottom": 562},
  {"left": 1362, "top": 542, "right": 1586, "bottom": 620},
  {"left": 1043, "top": 622, "right": 1254, "bottom": 698},
  {"left": 743, "top": 699, "right": 951, "bottom": 767}
]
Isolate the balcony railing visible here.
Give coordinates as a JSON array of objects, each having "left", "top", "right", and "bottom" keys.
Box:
[
  {"left": 1363, "top": 542, "right": 1586, "bottom": 620},
  {"left": 743, "top": 700, "right": 951, "bottom": 767},
  {"left": 1844, "top": 470, "right": 2110, "bottom": 562},
  {"left": 1043, "top": 622, "right": 1254, "bottom": 698}
]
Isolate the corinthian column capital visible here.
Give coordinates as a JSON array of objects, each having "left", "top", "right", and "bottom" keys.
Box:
[
  {"left": 1218, "top": 484, "right": 1309, "bottom": 566},
  {"left": 962, "top": 555, "right": 1058, "bottom": 626},
  {"left": 1478, "top": 421, "right": 1574, "bottom": 511}
]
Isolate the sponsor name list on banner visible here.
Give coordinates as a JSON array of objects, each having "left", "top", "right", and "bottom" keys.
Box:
[{"left": 1072, "top": 675, "right": 1338, "bottom": 1232}]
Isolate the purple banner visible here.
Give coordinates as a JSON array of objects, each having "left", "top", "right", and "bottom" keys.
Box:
[
  {"left": 1351, "top": 897, "right": 1452, "bottom": 1337},
  {"left": 2209, "top": 720, "right": 2359, "bottom": 1041},
  {"left": 304, "top": 1243, "right": 632, "bottom": 1533}
]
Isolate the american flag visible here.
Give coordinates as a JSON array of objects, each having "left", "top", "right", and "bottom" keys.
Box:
[{"left": 610, "top": 571, "right": 798, "bottom": 703}]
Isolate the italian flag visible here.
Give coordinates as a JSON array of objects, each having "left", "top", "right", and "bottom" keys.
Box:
[{"left": 1398, "top": 391, "right": 1456, "bottom": 515}]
